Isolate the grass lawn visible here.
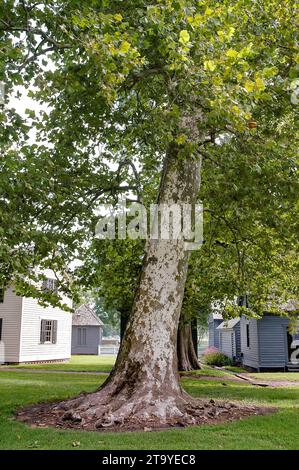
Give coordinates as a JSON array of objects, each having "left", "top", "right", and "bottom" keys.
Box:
[
  {"left": 249, "top": 372, "right": 299, "bottom": 382},
  {"left": 0, "top": 368, "right": 299, "bottom": 450},
  {"left": 2, "top": 356, "right": 233, "bottom": 379},
  {"left": 222, "top": 366, "right": 248, "bottom": 374},
  {"left": 2, "top": 355, "right": 116, "bottom": 373},
  {"left": 182, "top": 365, "right": 233, "bottom": 379},
  {"left": 2, "top": 356, "right": 236, "bottom": 380},
  {"left": 6, "top": 356, "right": 299, "bottom": 384}
]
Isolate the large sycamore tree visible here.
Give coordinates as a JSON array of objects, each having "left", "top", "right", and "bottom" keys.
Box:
[{"left": 0, "top": 1, "right": 298, "bottom": 427}]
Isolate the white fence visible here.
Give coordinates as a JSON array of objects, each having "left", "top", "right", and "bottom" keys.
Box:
[{"left": 98, "top": 345, "right": 119, "bottom": 355}]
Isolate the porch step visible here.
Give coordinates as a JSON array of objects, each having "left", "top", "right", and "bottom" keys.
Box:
[{"left": 287, "top": 362, "right": 299, "bottom": 372}]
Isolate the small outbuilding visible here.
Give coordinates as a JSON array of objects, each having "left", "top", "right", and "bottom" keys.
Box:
[
  {"left": 208, "top": 313, "right": 223, "bottom": 349},
  {"left": 217, "top": 317, "right": 241, "bottom": 361},
  {"left": 208, "top": 296, "right": 299, "bottom": 370},
  {"left": 241, "top": 313, "right": 298, "bottom": 371},
  {"left": 71, "top": 304, "right": 104, "bottom": 355}
]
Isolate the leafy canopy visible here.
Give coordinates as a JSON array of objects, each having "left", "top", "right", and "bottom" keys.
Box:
[{"left": 0, "top": 0, "right": 298, "bottom": 312}]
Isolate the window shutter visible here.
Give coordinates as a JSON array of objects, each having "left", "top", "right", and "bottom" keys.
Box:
[
  {"left": 78, "top": 328, "right": 81, "bottom": 345},
  {"left": 52, "top": 320, "right": 57, "bottom": 344},
  {"left": 83, "top": 328, "right": 87, "bottom": 345},
  {"left": 40, "top": 320, "right": 46, "bottom": 343},
  {"left": 0, "top": 318, "right": 3, "bottom": 341}
]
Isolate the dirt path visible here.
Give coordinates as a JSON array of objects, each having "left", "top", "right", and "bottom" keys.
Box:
[
  {"left": 0, "top": 368, "right": 110, "bottom": 375},
  {"left": 220, "top": 369, "right": 299, "bottom": 388},
  {"left": 182, "top": 373, "right": 299, "bottom": 387},
  {"left": 182, "top": 373, "right": 245, "bottom": 383}
]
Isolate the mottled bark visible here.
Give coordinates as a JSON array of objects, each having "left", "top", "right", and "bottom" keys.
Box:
[
  {"left": 92, "top": 143, "right": 202, "bottom": 423},
  {"left": 38, "top": 143, "right": 203, "bottom": 429},
  {"left": 178, "top": 322, "right": 201, "bottom": 371},
  {"left": 121, "top": 308, "right": 200, "bottom": 372}
]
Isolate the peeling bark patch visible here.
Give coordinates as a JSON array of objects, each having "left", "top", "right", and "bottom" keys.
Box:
[{"left": 15, "top": 396, "right": 276, "bottom": 433}]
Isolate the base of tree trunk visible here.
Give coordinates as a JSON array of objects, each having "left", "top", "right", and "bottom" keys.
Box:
[
  {"left": 16, "top": 384, "right": 274, "bottom": 432},
  {"left": 178, "top": 323, "right": 201, "bottom": 371}
]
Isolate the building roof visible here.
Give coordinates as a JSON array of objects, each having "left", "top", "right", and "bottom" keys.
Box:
[
  {"left": 217, "top": 317, "right": 240, "bottom": 330},
  {"left": 72, "top": 304, "right": 104, "bottom": 327}
]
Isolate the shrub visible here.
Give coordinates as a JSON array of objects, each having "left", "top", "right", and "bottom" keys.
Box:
[
  {"left": 202, "top": 346, "right": 219, "bottom": 356},
  {"left": 203, "top": 351, "right": 233, "bottom": 367}
]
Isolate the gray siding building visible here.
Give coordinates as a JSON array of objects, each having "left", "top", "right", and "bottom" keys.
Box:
[
  {"left": 71, "top": 305, "right": 104, "bottom": 355},
  {"left": 241, "top": 314, "right": 296, "bottom": 371},
  {"left": 208, "top": 313, "right": 223, "bottom": 349},
  {"left": 217, "top": 318, "right": 241, "bottom": 360},
  {"left": 209, "top": 311, "right": 298, "bottom": 371}
]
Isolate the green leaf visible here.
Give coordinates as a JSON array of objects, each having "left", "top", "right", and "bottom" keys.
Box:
[
  {"left": 244, "top": 80, "right": 254, "bottom": 93},
  {"left": 226, "top": 49, "right": 239, "bottom": 59},
  {"left": 204, "top": 60, "right": 216, "bottom": 72},
  {"left": 114, "top": 14, "right": 123, "bottom": 22},
  {"left": 179, "top": 30, "right": 190, "bottom": 45},
  {"left": 255, "top": 77, "right": 266, "bottom": 91},
  {"left": 118, "top": 41, "right": 131, "bottom": 54}
]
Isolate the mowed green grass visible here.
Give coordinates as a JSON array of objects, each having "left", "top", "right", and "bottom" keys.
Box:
[
  {"left": 0, "top": 368, "right": 299, "bottom": 450},
  {"left": 6, "top": 355, "right": 299, "bottom": 384},
  {"left": 249, "top": 372, "right": 299, "bottom": 382},
  {"left": 183, "top": 365, "right": 232, "bottom": 378},
  {"left": 2, "top": 355, "right": 116, "bottom": 373}
]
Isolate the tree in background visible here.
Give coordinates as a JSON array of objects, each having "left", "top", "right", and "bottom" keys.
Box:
[
  {"left": 93, "top": 298, "right": 120, "bottom": 338},
  {"left": 74, "top": 289, "right": 120, "bottom": 337},
  {"left": 0, "top": 1, "right": 298, "bottom": 428}
]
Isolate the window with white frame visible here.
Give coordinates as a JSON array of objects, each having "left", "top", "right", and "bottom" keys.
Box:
[{"left": 40, "top": 320, "right": 57, "bottom": 344}]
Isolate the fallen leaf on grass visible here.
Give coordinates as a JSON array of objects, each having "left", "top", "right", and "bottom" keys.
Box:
[{"left": 27, "top": 441, "right": 40, "bottom": 449}]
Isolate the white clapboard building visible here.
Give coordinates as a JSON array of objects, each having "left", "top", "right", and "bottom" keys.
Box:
[{"left": 0, "top": 270, "right": 72, "bottom": 364}]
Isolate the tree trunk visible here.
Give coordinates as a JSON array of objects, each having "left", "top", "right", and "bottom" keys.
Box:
[
  {"left": 178, "top": 321, "right": 201, "bottom": 371},
  {"left": 34, "top": 143, "right": 203, "bottom": 429},
  {"left": 121, "top": 308, "right": 200, "bottom": 372},
  {"left": 91, "top": 142, "right": 202, "bottom": 426},
  {"left": 120, "top": 308, "right": 130, "bottom": 342}
]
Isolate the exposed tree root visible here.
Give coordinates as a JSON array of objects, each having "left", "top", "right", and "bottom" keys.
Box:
[{"left": 16, "top": 386, "right": 275, "bottom": 432}]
